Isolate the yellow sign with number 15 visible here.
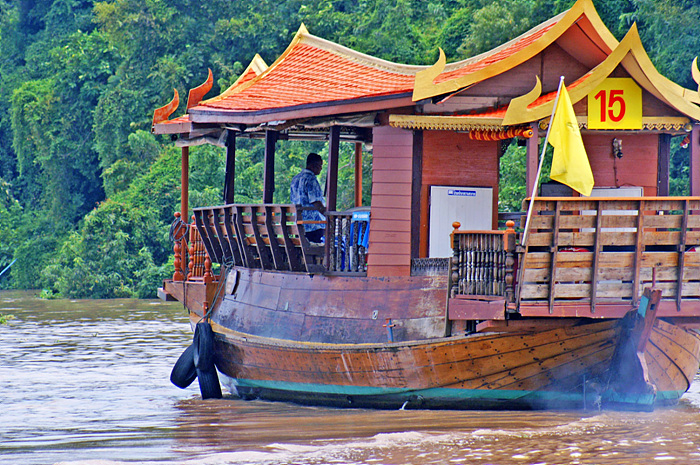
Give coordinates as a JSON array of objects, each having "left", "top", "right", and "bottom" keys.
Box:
[{"left": 587, "top": 78, "right": 642, "bottom": 129}]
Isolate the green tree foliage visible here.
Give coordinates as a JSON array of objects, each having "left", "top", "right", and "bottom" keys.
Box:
[
  {"left": 0, "top": 0, "right": 697, "bottom": 297},
  {"left": 0, "top": 180, "right": 22, "bottom": 288}
]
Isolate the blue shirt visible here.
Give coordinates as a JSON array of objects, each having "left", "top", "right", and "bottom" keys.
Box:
[{"left": 290, "top": 169, "right": 325, "bottom": 232}]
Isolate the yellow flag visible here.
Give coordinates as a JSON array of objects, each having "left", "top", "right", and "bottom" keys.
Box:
[{"left": 549, "top": 84, "right": 594, "bottom": 196}]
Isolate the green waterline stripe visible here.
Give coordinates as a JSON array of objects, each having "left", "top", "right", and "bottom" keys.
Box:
[{"left": 229, "top": 377, "right": 683, "bottom": 405}]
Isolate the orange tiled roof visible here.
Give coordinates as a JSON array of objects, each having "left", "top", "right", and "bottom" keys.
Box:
[
  {"left": 192, "top": 12, "right": 567, "bottom": 116},
  {"left": 196, "top": 30, "right": 420, "bottom": 113},
  {"left": 234, "top": 67, "right": 261, "bottom": 88}
]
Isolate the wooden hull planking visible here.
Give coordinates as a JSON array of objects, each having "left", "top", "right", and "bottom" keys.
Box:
[
  {"left": 175, "top": 268, "right": 700, "bottom": 410},
  {"left": 207, "top": 316, "right": 700, "bottom": 410}
]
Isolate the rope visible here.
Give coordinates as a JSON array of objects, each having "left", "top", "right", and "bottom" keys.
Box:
[
  {"left": 169, "top": 216, "right": 189, "bottom": 242},
  {"left": 200, "top": 260, "right": 234, "bottom": 323}
]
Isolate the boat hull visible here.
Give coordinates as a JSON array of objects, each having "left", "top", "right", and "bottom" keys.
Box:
[
  {"left": 208, "top": 317, "right": 700, "bottom": 411},
  {"left": 178, "top": 268, "right": 700, "bottom": 410}
]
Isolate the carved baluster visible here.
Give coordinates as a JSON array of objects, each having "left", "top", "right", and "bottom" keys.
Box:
[
  {"left": 173, "top": 212, "right": 185, "bottom": 281},
  {"left": 467, "top": 234, "right": 474, "bottom": 294},
  {"left": 476, "top": 235, "right": 483, "bottom": 295},
  {"left": 463, "top": 234, "right": 470, "bottom": 294},
  {"left": 450, "top": 222, "right": 461, "bottom": 297},
  {"left": 188, "top": 215, "right": 196, "bottom": 279},
  {"left": 462, "top": 234, "right": 468, "bottom": 294},
  {"left": 498, "top": 235, "right": 505, "bottom": 295},
  {"left": 504, "top": 220, "right": 516, "bottom": 304},
  {"left": 204, "top": 254, "right": 213, "bottom": 284}
]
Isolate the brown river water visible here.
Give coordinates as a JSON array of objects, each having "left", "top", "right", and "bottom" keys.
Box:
[{"left": 2, "top": 290, "right": 700, "bottom": 465}]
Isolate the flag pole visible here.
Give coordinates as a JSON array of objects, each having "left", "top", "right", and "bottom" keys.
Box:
[{"left": 521, "top": 76, "right": 566, "bottom": 245}]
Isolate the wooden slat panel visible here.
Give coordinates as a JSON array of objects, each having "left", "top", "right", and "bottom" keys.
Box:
[
  {"left": 367, "top": 255, "right": 412, "bottom": 266},
  {"left": 521, "top": 277, "right": 700, "bottom": 301},
  {"left": 211, "top": 207, "right": 233, "bottom": 264},
  {"left": 235, "top": 205, "right": 259, "bottom": 268},
  {"left": 520, "top": 281, "right": 635, "bottom": 299},
  {"left": 368, "top": 219, "right": 412, "bottom": 232},
  {"left": 371, "top": 171, "right": 413, "bottom": 183},
  {"left": 522, "top": 251, "right": 700, "bottom": 270},
  {"left": 372, "top": 183, "right": 413, "bottom": 196},
  {"left": 264, "top": 205, "right": 287, "bottom": 271},
  {"left": 277, "top": 205, "right": 305, "bottom": 272},
  {"left": 373, "top": 156, "right": 413, "bottom": 171},
  {"left": 222, "top": 207, "right": 244, "bottom": 266},
  {"left": 368, "top": 230, "right": 411, "bottom": 243},
  {"left": 369, "top": 194, "right": 413, "bottom": 209},
  {"left": 369, "top": 206, "right": 412, "bottom": 221},
  {"left": 523, "top": 265, "right": 700, "bottom": 282}
]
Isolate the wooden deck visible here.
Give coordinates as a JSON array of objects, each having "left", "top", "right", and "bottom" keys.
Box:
[{"left": 449, "top": 197, "right": 700, "bottom": 323}]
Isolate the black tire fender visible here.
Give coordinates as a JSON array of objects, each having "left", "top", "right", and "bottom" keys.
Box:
[
  {"left": 193, "top": 321, "right": 215, "bottom": 371},
  {"left": 196, "top": 366, "right": 222, "bottom": 399},
  {"left": 170, "top": 344, "right": 197, "bottom": 389}
]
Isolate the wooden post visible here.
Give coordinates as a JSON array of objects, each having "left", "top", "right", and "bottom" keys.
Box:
[
  {"left": 547, "top": 201, "right": 562, "bottom": 314},
  {"left": 354, "top": 142, "right": 363, "bottom": 207},
  {"left": 691, "top": 125, "right": 700, "bottom": 196},
  {"left": 526, "top": 122, "right": 539, "bottom": 197},
  {"left": 263, "top": 130, "right": 277, "bottom": 203},
  {"left": 224, "top": 131, "right": 236, "bottom": 204},
  {"left": 657, "top": 133, "right": 670, "bottom": 196},
  {"left": 181, "top": 147, "right": 189, "bottom": 222},
  {"left": 179, "top": 147, "right": 189, "bottom": 281},
  {"left": 327, "top": 126, "right": 340, "bottom": 212},
  {"left": 445, "top": 221, "right": 461, "bottom": 337}
]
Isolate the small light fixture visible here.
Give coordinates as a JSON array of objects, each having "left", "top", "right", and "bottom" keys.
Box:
[{"left": 612, "top": 138, "right": 623, "bottom": 158}]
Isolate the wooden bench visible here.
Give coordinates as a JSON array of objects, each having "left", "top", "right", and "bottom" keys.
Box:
[
  {"left": 516, "top": 197, "right": 700, "bottom": 316},
  {"left": 192, "top": 203, "right": 325, "bottom": 274}
]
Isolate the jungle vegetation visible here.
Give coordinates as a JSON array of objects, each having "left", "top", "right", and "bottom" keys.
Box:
[{"left": 1, "top": 0, "right": 698, "bottom": 298}]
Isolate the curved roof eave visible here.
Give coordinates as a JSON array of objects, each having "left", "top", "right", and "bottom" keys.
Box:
[
  {"left": 412, "top": 0, "right": 618, "bottom": 102},
  {"left": 502, "top": 24, "right": 700, "bottom": 126},
  {"left": 188, "top": 92, "right": 415, "bottom": 125}
]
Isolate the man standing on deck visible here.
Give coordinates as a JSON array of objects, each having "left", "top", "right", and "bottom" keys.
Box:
[{"left": 290, "top": 152, "right": 326, "bottom": 243}]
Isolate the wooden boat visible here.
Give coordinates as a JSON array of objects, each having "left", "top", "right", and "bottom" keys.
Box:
[{"left": 154, "top": 0, "right": 700, "bottom": 410}]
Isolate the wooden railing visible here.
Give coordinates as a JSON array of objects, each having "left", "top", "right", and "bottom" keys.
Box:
[
  {"left": 449, "top": 221, "right": 517, "bottom": 301},
  {"left": 517, "top": 197, "right": 700, "bottom": 317},
  {"left": 190, "top": 204, "right": 325, "bottom": 274},
  {"left": 170, "top": 212, "right": 213, "bottom": 282},
  {"left": 187, "top": 222, "right": 210, "bottom": 280},
  {"left": 173, "top": 204, "right": 371, "bottom": 276},
  {"left": 326, "top": 209, "right": 369, "bottom": 275}
]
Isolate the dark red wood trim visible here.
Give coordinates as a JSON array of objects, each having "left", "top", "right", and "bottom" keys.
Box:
[
  {"left": 526, "top": 122, "right": 539, "bottom": 197},
  {"left": 411, "top": 130, "right": 423, "bottom": 259},
  {"left": 354, "top": 142, "right": 363, "bottom": 207},
  {"left": 519, "top": 299, "right": 700, "bottom": 318},
  {"left": 448, "top": 297, "right": 506, "bottom": 320},
  {"left": 691, "top": 125, "right": 700, "bottom": 196},
  {"left": 181, "top": 147, "right": 189, "bottom": 219},
  {"left": 188, "top": 93, "right": 414, "bottom": 125},
  {"left": 327, "top": 126, "right": 340, "bottom": 211},
  {"left": 224, "top": 131, "right": 236, "bottom": 204},
  {"left": 476, "top": 318, "right": 581, "bottom": 333},
  {"left": 263, "top": 130, "right": 277, "bottom": 203},
  {"left": 519, "top": 302, "right": 631, "bottom": 318},
  {"left": 657, "top": 133, "right": 670, "bottom": 196}
]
